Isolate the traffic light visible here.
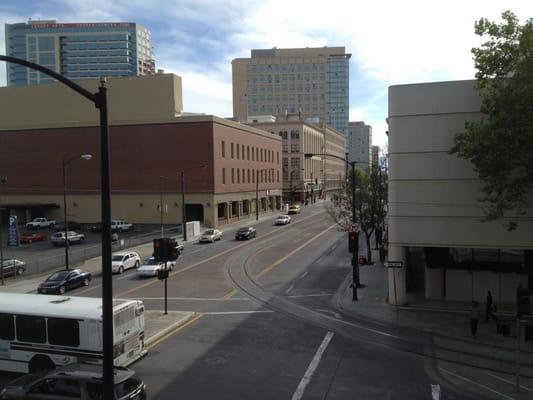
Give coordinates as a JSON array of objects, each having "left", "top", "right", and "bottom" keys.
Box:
[
  {"left": 517, "top": 286, "right": 530, "bottom": 319},
  {"left": 348, "top": 231, "right": 358, "bottom": 254},
  {"left": 153, "top": 238, "right": 167, "bottom": 262},
  {"left": 168, "top": 238, "right": 180, "bottom": 261}
]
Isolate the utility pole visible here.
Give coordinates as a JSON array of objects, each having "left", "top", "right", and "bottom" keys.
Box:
[{"left": 159, "top": 176, "right": 164, "bottom": 237}]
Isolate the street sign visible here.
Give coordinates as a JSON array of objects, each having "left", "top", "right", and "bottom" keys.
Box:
[
  {"left": 7, "top": 216, "right": 19, "bottom": 247},
  {"left": 385, "top": 261, "right": 403, "bottom": 268}
]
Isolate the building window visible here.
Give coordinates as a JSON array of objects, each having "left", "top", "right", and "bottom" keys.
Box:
[
  {"left": 247, "top": 146, "right": 250, "bottom": 160},
  {"left": 252, "top": 147, "right": 255, "bottom": 161},
  {"left": 231, "top": 143, "right": 234, "bottom": 159},
  {"left": 256, "top": 148, "right": 259, "bottom": 161},
  {"left": 237, "top": 143, "right": 240, "bottom": 159},
  {"left": 231, "top": 168, "right": 235, "bottom": 184},
  {"left": 252, "top": 169, "right": 255, "bottom": 183},
  {"left": 221, "top": 141, "right": 225, "bottom": 158},
  {"left": 242, "top": 145, "right": 245, "bottom": 160},
  {"left": 247, "top": 169, "right": 250, "bottom": 183},
  {"left": 222, "top": 168, "right": 226, "bottom": 184},
  {"left": 277, "top": 170, "right": 280, "bottom": 182},
  {"left": 277, "top": 152, "right": 279, "bottom": 164},
  {"left": 237, "top": 168, "right": 240, "bottom": 183}
]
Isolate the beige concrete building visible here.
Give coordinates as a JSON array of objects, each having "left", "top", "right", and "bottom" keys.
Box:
[
  {"left": 232, "top": 47, "right": 350, "bottom": 135},
  {"left": 0, "top": 74, "right": 282, "bottom": 229},
  {"left": 347, "top": 121, "right": 371, "bottom": 169},
  {"left": 247, "top": 115, "right": 346, "bottom": 203},
  {"left": 388, "top": 80, "right": 533, "bottom": 305}
]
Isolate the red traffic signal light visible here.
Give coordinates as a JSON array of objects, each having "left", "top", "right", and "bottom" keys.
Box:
[{"left": 348, "top": 231, "right": 358, "bottom": 254}]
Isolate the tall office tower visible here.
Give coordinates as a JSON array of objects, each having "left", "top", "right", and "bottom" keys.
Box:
[
  {"left": 5, "top": 20, "right": 155, "bottom": 86},
  {"left": 347, "top": 121, "right": 372, "bottom": 169},
  {"left": 371, "top": 145, "right": 380, "bottom": 170},
  {"left": 232, "top": 47, "right": 350, "bottom": 135}
]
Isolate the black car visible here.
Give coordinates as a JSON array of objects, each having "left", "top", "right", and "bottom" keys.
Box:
[
  {"left": 0, "top": 259, "right": 26, "bottom": 277},
  {"left": 37, "top": 269, "right": 92, "bottom": 295},
  {"left": 54, "top": 221, "right": 83, "bottom": 231},
  {"left": 90, "top": 222, "right": 102, "bottom": 233},
  {"left": 235, "top": 226, "right": 257, "bottom": 240},
  {"left": 0, "top": 362, "right": 146, "bottom": 400}
]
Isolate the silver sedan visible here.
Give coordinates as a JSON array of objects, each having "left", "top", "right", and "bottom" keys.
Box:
[{"left": 199, "top": 229, "right": 223, "bottom": 243}]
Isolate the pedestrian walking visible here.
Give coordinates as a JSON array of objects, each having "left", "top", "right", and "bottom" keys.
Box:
[
  {"left": 485, "top": 290, "right": 497, "bottom": 322},
  {"left": 470, "top": 301, "right": 480, "bottom": 337}
]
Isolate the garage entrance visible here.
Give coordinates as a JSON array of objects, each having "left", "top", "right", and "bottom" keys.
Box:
[{"left": 186, "top": 204, "right": 204, "bottom": 224}]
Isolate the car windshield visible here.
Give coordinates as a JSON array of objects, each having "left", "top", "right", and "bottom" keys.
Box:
[
  {"left": 144, "top": 258, "right": 158, "bottom": 265},
  {"left": 115, "top": 377, "right": 141, "bottom": 398},
  {"left": 204, "top": 230, "right": 214, "bottom": 235},
  {"left": 112, "top": 255, "right": 125, "bottom": 261},
  {"left": 237, "top": 228, "right": 250, "bottom": 233},
  {"left": 47, "top": 271, "right": 69, "bottom": 281}
]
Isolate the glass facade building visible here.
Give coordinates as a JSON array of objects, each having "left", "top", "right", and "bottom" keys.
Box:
[
  {"left": 5, "top": 20, "right": 155, "bottom": 86},
  {"left": 232, "top": 47, "right": 350, "bottom": 136}
]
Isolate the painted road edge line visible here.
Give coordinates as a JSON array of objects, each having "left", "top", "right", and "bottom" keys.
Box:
[
  {"left": 145, "top": 312, "right": 202, "bottom": 349},
  {"left": 291, "top": 331, "right": 334, "bottom": 400}
]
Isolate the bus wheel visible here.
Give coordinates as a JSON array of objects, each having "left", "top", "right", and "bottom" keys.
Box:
[{"left": 29, "top": 355, "right": 55, "bottom": 374}]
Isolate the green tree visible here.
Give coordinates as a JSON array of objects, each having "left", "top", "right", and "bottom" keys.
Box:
[
  {"left": 327, "top": 165, "right": 388, "bottom": 264},
  {"left": 451, "top": 11, "right": 533, "bottom": 230}
]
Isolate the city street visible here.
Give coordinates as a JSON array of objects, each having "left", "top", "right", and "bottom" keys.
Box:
[{"left": 0, "top": 203, "right": 488, "bottom": 399}]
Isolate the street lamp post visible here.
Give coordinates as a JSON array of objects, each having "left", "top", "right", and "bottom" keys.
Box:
[
  {"left": 256, "top": 168, "right": 274, "bottom": 221},
  {"left": 62, "top": 154, "right": 92, "bottom": 270},
  {"left": 159, "top": 176, "right": 164, "bottom": 237},
  {"left": 305, "top": 152, "right": 360, "bottom": 301},
  {"left": 0, "top": 176, "right": 8, "bottom": 286},
  {"left": 180, "top": 165, "right": 206, "bottom": 241},
  {"left": 0, "top": 56, "right": 114, "bottom": 399}
]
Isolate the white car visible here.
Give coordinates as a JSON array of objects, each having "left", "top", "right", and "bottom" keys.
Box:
[
  {"left": 199, "top": 229, "right": 223, "bottom": 243},
  {"left": 111, "top": 251, "right": 141, "bottom": 274},
  {"left": 275, "top": 215, "right": 291, "bottom": 225},
  {"left": 136, "top": 257, "right": 176, "bottom": 278},
  {"left": 111, "top": 219, "right": 133, "bottom": 233},
  {"left": 50, "top": 231, "right": 85, "bottom": 246}
]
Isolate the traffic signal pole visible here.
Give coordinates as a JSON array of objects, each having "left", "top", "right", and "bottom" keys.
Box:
[{"left": 351, "top": 161, "right": 359, "bottom": 301}]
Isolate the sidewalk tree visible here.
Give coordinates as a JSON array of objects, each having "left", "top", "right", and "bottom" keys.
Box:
[
  {"left": 327, "top": 166, "right": 388, "bottom": 264},
  {"left": 451, "top": 11, "right": 533, "bottom": 230}
]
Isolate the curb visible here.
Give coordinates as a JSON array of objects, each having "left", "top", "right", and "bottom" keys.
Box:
[{"left": 144, "top": 312, "right": 199, "bottom": 347}]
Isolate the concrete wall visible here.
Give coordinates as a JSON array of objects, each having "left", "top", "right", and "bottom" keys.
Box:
[
  {"left": 387, "top": 80, "right": 533, "bottom": 304},
  {"left": 0, "top": 73, "right": 182, "bottom": 131}
]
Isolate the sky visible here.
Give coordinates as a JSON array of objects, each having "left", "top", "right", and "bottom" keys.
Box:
[{"left": 1, "top": 0, "right": 531, "bottom": 149}]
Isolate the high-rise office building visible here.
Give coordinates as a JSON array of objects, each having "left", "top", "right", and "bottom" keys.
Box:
[
  {"left": 347, "top": 121, "right": 372, "bottom": 169},
  {"left": 232, "top": 47, "right": 350, "bottom": 135},
  {"left": 5, "top": 20, "right": 155, "bottom": 86}
]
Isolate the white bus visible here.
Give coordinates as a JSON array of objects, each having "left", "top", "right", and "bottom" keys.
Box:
[{"left": 0, "top": 293, "right": 146, "bottom": 374}]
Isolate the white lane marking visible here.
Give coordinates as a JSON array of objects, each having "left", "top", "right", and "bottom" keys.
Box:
[
  {"left": 285, "top": 284, "right": 294, "bottom": 295},
  {"left": 484, "top": 372, "right": 533, "bottom": 393},
  {"left": 291, "top": 331, "right": 334, "bottom": 400},
  {"left": 317, "top": 309, "right": 342, "bottom": 319},
  {"left": 300, "top": 271, "right": 308, "bottom": 279},
  {"left": 439, "top": 368, "right": 517, "bottom": 400},
  {"left": 137, "top": 297, "right": 248, "bottom": 301},
  {"left": 288, "top": 293, "right": 333, "bottom": 298},
  {"left": 203, "top": 310, "right": 275, "bottom": 315}
]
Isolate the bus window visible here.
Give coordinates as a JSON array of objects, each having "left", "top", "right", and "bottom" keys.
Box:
[
  {"left": 0, "top": 314, "right": 14, "bottom": 340},
  {"left": 16, "top": 315, "right": 46, "bottom": 343},
  {"left": 48, "top": 318, "right": 80, "bottom": 347}
]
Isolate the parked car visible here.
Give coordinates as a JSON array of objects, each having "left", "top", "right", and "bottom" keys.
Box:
[
  {"left": 235, "top": 227, "right": 257, "bottom": 240},
  {"left": 54, "top": 221, "right": 83, "bottom": 231},
  {"left": 111, "top": 219, "right": 133, "bottom": 233},
  {"left": 137, "top": 257, "right": 176, "bottom": 278},
  {"left": 90, "top": 222, "right": 102, "bottom": 233},
  {"left": 288, "top": 205, "right": 301, "bottom": 215},
  {"left": 199, "top": 229, "right": 223, "bottom": 243},
  {"left": 20, "top": 232, "right": 45, "bottom": 244},
  {"left": 37, "top": 269, "right": 92, "bottom": 295},
  {"left": 274, "top": 215, "right": 291, "bottom": 225},
  {"left": 0, "top": 259, "right": 26, "bottom": 277},
  {"left": 0, "top": 362, "right": 146, "bottom": 400},
  {"left": 50, "top": 231, "right": 85, "bottom": 246},
  {"left": 26, "top": 217, "right": 55, "bottom": 230},
  {"left": 112, "top": 251, "right": 141, "bottom": 274}
]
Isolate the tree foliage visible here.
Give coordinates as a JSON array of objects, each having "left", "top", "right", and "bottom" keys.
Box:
[
  {"left": 451, "top": 11, "right": 533, "bottom": 229},
  {"left": 327, "top": 165, "right": 388, "bottom": 263}
]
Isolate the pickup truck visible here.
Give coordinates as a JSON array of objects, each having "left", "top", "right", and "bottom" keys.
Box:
[{"left": 26, "top": 217, "right": 56, "bottom": 230}]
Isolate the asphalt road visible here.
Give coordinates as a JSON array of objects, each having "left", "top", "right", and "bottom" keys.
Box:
[{"left": 0, "top": 204, "right": 484, "bottom": 399}]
